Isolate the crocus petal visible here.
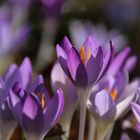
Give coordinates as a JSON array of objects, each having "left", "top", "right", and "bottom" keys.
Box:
[
  {"left": 60, "top": 36, "right": 72, "bottom": 54},
  {"left": 28, "top": 75, "right": 44, "bottom": 93},
  {"left": 75, "top": 62, "right": 88, "bottom": 87},
  {"left": 56, "top": 44, "right": 71, "bottom": 79},
  {"left": 91, "top": 89, "right": 114, "bottom": 117},
  {"left": 83, "top": 36, "right": 98, "bottom": 58},
  {"left": 107, "top": 47, "right": 131, "bottom": 76},
  {"left": 19, "top": 57, "right": 32, "bottom": 89},
  {"left": 131, "top": 102, "right": 140, "bottom": 123},
  {"left": 2, "top": 64, "right": 17, "bottom": 81},
  {"left": 44, "top": 89, "right": 64, "bottom": 131},
  {"left": 115, "top": 71, "right": 129, "bottom": 97},
  {"left": 51, "top": 62, "right": 78, "bottom": 103},
  {"left": 56, "top": 44, "right": 67, "bottom": 59},
  {"left": 51, "top": 62, "right": 66, "bottom": 87},
  {"left": 23, "top": 95, "right": 38, "bottom": 120},
  {"left": 117, "top": 80, "right": 139, "bottom": 103},
  {"left": 86, "top": 48, "right": 103, "bottom": 86},
  {"left": 8, "top": 89, "right": 23, "bottom": 124},
  {"left": 4, "top": 69, "right": 21, "bottom": 89},
  {"left": 67, "top": 47, "right": 81, "bottom": 81},
  {"left": 12, "top": 82, "right": 25, "bottom": 98},
  {"left": 114, "top": 89, "right": 138, "bottom": 120},
  {"left": 124, "top": 56, "right": 137, "bottom": 73},
  {"left": 97, "top": 44, "right": 114, "bottom": 81},
  {"left": 22, "top": 97, "right": 44, "bottom": 135}
]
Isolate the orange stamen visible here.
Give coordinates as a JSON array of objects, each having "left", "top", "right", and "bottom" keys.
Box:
[
  {"left": 110, "top": 89, "right": 117, "bottom": 101},
  {"left": 88, "top": 47, "right": 91, "bottom": 60},
  {"left": 80, "top": 45, "right": 86, "bottom": 64},
  {"left": 41, "top": 94, "right": 45, "bottom": 110}
]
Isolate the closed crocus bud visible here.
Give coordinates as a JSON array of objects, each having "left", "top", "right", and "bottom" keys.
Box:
[
  {"left": 88, "top": 71, "right": 139, "bottom": 140},
  {"left": 9, "top": 82, "right": 64, "bottom": 140}
]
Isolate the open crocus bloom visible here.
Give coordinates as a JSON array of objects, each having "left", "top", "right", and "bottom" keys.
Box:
[
  {"left": 0, "top": 57, "right": 34, "bottom": 140},
  {"left": 88, "top": 71, "right": 139, "bottom": 140},
  {"left": 88, "top": 71, "right": 139, "bottom": 122},
  {"left": 57, "top": 36, "right": 114, "bottom": 140},
  {"left": 51, "top": 62, "right": 78, "bottom": 138},
  {"left": 9, "top": 82, "right": 64, "bottom": 140},
  {"left": 56, "top": 36, "right": 114, "bottom": 89}
]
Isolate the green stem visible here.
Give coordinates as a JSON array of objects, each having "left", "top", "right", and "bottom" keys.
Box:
[
  {"left": 88, "top": 115, "right": 96, "bottom": 140},
  {"left": 26, "top": 135, "right": 43, "bottom": 140},
  {"left": 78, "top": 99, "right": 87, "bottom": 140},
  {"left": 61, "top": 118, "right": 72, "bottom": 140},
  {"left": 96, "top": 121, "right": 113, "bottom": 140}
]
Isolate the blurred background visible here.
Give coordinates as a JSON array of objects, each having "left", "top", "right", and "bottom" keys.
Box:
[{"left": 0, "top": 0, "right": 140, "bottom": 139}]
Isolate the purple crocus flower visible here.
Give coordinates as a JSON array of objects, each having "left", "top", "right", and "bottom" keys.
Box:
[
  {"left": 51, "top": 62, "right": 78, "bottom": 139},
  {"left": 0, "top": 5, "right": 29, "bottom": 57},
  {"left": 0, "top": 57, "right": 33, "bottom": 140},
  {"left": 9, "top": 81, "right": 64, "bottom": 140},
  {"left": 56, "top": 36, "right": 114, "bottom": 89},
  {"left": 56, "top": 36, "right": 114, "bottom": 140},
  {"left": 88, "top": 71, "right": 139, "bottom": 140}
]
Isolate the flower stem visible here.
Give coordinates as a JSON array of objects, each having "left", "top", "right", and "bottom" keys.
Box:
[
  {"left": 104, "top": 123, "right": 114, "bottom": 140},
  {"left": 78, "top": 98, "right": 87, "bottom": 140},
  {"left": 61, "top": 119, "right": 71, "bottom": 140},
  {"left": 26, "top": 133, "right": 44, "bottom": 140},
  {"left": 96, "top": 122, "right": 113, "bottom": 140},
  {"left": 88, "top": 115, "right": 96, "bottom": 140}
]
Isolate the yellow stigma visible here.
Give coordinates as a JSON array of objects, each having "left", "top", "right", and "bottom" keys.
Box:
[
  {"left": 88, "top": 47, "right": 91, "bottom": 60},
  {"left": 110, "top": 89, "right": 117, "bottom": 101},
  {"left": 80, "top": 45, "right": 91, "bottom": 64},
  {"left": 41, "top": 94, "right": 45, "bottom": 110},
  {"left": 80, "top": 45, "right": 86, "bottom": 64}
]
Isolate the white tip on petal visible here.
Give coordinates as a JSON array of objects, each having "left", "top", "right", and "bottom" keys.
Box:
[{"left": 114, "top": 89, "right": 139, "bottom": 120}]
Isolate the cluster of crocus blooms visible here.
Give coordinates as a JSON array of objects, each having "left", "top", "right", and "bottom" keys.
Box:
[
  {"left": 0, "top": 21, "right": 140, "bottom": 140},
  {"left": 0, "top": 57, "right": 64, "bottom": 140},
  {"left": 54, "top": 34, "right": 140, "bottom": 140},
  {"left": 0, "top": 0, "right": 140, "bottom": 140}
]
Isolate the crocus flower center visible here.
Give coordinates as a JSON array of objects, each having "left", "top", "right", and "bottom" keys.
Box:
[
  {"left": 79, "top": 45, "right": 91, "bottom": 64},
  {"left": 41, "top": 94, "right": 45, "bottom": 110},
  {"left": 110, "top": 89, "right": 117, "bottom": 101},
  {"left": 38, "top": 93, "right": 45, "bottom": 110}
]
